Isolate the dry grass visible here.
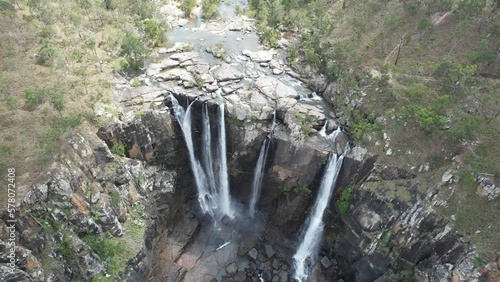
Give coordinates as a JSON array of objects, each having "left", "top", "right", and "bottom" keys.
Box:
[{"left": 0, "top": 0, "right": 160, "bottom": 210}]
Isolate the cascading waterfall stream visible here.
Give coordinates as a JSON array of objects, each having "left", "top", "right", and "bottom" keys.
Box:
[
  {"left": 293, "top": 152, "right": 345, "bottom": 282},
  {"left": 202, "top": 103, "right": 218, "bottom": 198},
  {"left": 249, "top": 110, "right": 276, "bottom": 217},
  {"left": 171, "top": 95, "right": 234, "bottom": 219},
  {"left": 171, "top": 96, "right": 214, "bottom": 216},
  {"left": 216, "top": 103, "right": 234, "bottom": 218},
  {"left": 249, "top": 138, "right": 270, "bottom": 218}
]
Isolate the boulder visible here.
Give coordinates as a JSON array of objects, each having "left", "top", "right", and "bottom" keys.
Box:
[
  {"left": 213, "top": 64, "right": 244, "bottom": 82},
  {"left": 169, "top": 52, "right": 199, "bottom": 62},
  {"left": 264, "top": 244, "right": 276, "bottom": 258},
  {"left": 155, "top": 68, "right": 194, "bottom": 82},
  {"left": 225, "top": 262, "right": 238, "bottom": 274},
  {"left": 255, "top": 76, "right": 299, "bottom": 100},
  {"left": 248, "top": 248, "right": 258, "bottom": 260},
  {"left": 242, "top": 50, "right": 274, "bottom": 63}
]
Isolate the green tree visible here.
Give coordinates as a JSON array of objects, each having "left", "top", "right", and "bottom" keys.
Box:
[
  {"left": 120, "top": 34, "right": 147, "bottom": 72},
  {"left": 141, "top": 19, "right": 163, "bottom": 47},
  {"left": 202, "top": 0, "right": 220, "bottom": 18},
  {"left": 457, "top": 0, "right": 486, "bottom": 18},
  {"left": 24, "top": 87, "right": 46, "bottom": 109},
  {"left": 49, "top": 91, "right": 65, "bottom": 115},
  {"left": 183, "top": 0, "right": 196, "bottom": 17},
  {"left": 37, "top": 41, "right": 57, "bottom": 66}
]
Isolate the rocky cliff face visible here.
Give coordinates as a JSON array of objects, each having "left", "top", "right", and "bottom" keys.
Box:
[{"left": 2, "top": 85, "right": 485, "bottom": 281}]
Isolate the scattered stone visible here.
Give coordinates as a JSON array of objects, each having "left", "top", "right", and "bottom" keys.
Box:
[
  {"left": 213, "top": 64, "right": 244, "bottom": 82},
  {"left": 169, "top": 52, "right": 199, "bottom": 62},
  {"left": 200, "top": 73, "right": 214, "bottom": 84},
  {"left": 385, "top": 148, "right": 393, "bottom": 156},
  {"left": 477, "top": 175, "right": 500, "bottom": 200},
  {"left": 182, "top": 80, "right": 195, "bottom": 88},
  {"left": 278, "top": 270, "right": 289, "bottom": 281},
  {"left": 225, "top": 262, "right": 238, "bottom": 274},
  {"left": 248, "top": 248, "right": 258, "bottom": 260},
  {"left": 264, "top": 244, "right": 275, "bottom": 258},
  {"left": 242, "top": 49, "right": 274, "bottom": 63},
  {"left": 320, "top": 256, "right": 333, "bottom": 268},
  {"left": 263, "top": 269, "right": 272, "bottom": 281},
  {"left": 222, "top": 83, "right": 243, "bottom": 94},
  {"left": 162, "top": 42, "right": 192, "bottom": 53},
  {"left": 269, "top": 59, "right": 280, "bottom": 69},
  {"left": 272, "top": 68, "right": 283, "bottom": 75},
  {"left": 234, "top": 271, "right": 247, "bottom": 282},
  {"left": 155, "top": 68, "right": 193, "bottom": 82},
  {"left": 271, "top": 258, "right": 280, "bottom": 269},
  {"left": 204, "top": 84, "right": 219, "bottom": 92},
  {"left": 442, "top": 170, "right": 453, "bottom": 183}
]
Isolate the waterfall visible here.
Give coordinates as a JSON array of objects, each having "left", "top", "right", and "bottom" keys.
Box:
[
  {"left": 293, "top": 153, "right": 344, "bottom": 282},
  {"left": 216, "top": 103, "right": 233, "bottom": 218},
  {"left": 270, "top": 109, "right": 277, "bottom": 133},
  {"left": 319, "top": 120, "right": 328, "bottom": 137},
  {"left": 171, "top": 95, "right": 234, "bottom": 219},
  {"left": 249, "top": 138, "right": 270, "bottom": 218},
  {"left": 249, "top": 110, "right": 276, "bottom": 217},
  {"left": 171, "top": 96, "right": 214, "bottom": 216},
  {"left": 202, "top": 103, "right": 217, "bottom": 197}
]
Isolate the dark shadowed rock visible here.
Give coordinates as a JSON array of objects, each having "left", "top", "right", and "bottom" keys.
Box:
[
  {"left": 380, "top": 166, "right": 416, "bottom": 180},
  {"left": 265, "top": 244, "right": 276, "bottom": 258},
  {"left": 320, "top": 256, "right": 333, "bottom": 268},
  {"left": 249, "top": 248, "right": 258, "bottom": 260}
]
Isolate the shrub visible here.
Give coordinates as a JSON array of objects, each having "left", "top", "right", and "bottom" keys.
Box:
[
  {"left": 202, "top": 0, "right": 220, "bottom": 18},
  {"left": 417, "top": 18, "right": 435, "bottom": 34},
  {"left": 0, "top": 1, "right": 15, "bottom": 12},
  {"left": 110, "top": 191, "right": 121, "bottom": 205},
  {"left": 351, "top": 112, "right": 380, "bottom": 140},
  {"left": 120, "top": 34, "right": 147, "bottom": 72},
  {"left": 235, "top": 5, "right": 244, "bottom": 16},
  {"left": 413, "top": 106, "right": 447, "bottom": 133},
  {"left": 104, "top": 0, "right": 116, "bottom": 10},
  {"left": 337, "top": 187, "right": 352, "bottom": 214},
  {"left": 183, "top": 0, "right": 196, "bottom": 16},
  {"left": 433, "top": 58, "right": 477, "bottom": 91},
  {"left": 60, "top": 236, "right": 74, "bottom": 261},
  {"left": 36, "top": 41, "right": 57, "bottom": 66},
  {"left": 445, "top": 113, "right": 484, "bottom": 142},
  {"left": 38, "top": 115, "right": 83, "bottom": 164},
  {"left": 110, "top": 140, "right": 126, "bottom": 157},
  {"left": 141, "top": 19, "right": 163, "bottom": 47},
  {"left": 49, "top": 90, "right": 65, "bottom": 115},
  {"left": 82, "top": 235, "right": 124, "bottom": 260},
  {"left": 24, "top": 87, "right": 46, "bottom": 109},
  {"left": 4, "top": 96, "right": 20, "bottom": 110}
]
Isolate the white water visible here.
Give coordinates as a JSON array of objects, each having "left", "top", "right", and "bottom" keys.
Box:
[
  {"left": 319, "top": 120, "right": 328, "bottom": 137},
  {"left": 202, "top": 103, "right": 218, "bottom": 197},
  {"left": 171, "top": 95, "right": 234, "bottom": 219},
  {"left": 320, "top": 122, "right": 342, "bottom": 141},
  {"left": 171, "top": 96, "right": 214, "bottom": 216},
  {"left": 216, "top": 103, "right": 234, "bottom": 218},
  {"left": 249, "top": 138, "right": 270, "bottom": 218},
  {"left": 270, "top": 109, "right": 277, "bottom": 132},
  {"left": 293, "top": 153, "right": 344, "bottom": 282}
]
